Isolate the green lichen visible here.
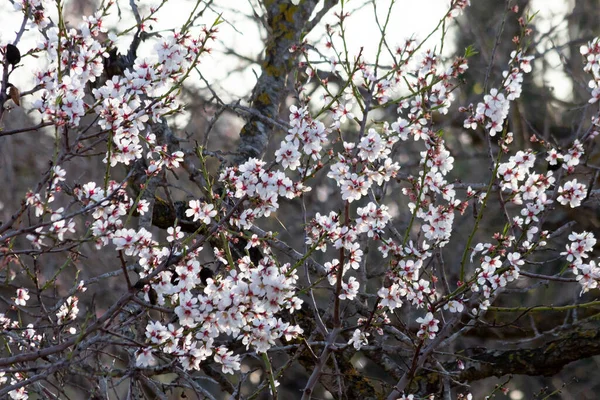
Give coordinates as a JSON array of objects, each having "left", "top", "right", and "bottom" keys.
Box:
[{"left": 257, "top": 91, "right": 272, "bottom": 106}]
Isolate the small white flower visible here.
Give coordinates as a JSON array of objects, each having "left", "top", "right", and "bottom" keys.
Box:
[
  {"left": 15, "top": 288, "right": 30, "bottom": 306},
  {"left": 348, "top": 328, "right": 369, "bottom": 350}
]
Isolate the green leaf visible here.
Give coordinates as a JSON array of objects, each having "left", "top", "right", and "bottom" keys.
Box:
[
  {"left": 213, "top": 13, "right": 224, "bottom": 26},
  {"left": 464, "top": 44, "right": 478, "bottom": 58}
]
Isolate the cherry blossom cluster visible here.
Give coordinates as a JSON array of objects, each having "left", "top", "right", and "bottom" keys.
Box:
[
  {"left": 495, "top": 138, "right": 586, "bottom": 228},
  {"left": 356, "top": 202, "right": 392, "bottom": 239},
  {"left": 385, "top": 51, "right": 469, "bottom": 249},
  {"left": 376, "top": 253, "right": 440, "bottom": 312},
  {"left": 5, "top": 375, "right": 27, "bottom": 400},
  {"left": 276, "top": 104, "right": 329, "bottom": 169},
  {"left": 107, "top": 181, "right": 308, "bottom": 375},
  {"left": 72, "top": 180, "right": 145, "bottom": 249},
  {"left": 397, "top": 136, "right": 465, "bottom": 248},
  {"left": 467, "top": 149, "right": 564, "bottom": 312},
  {"left": 185, "top": 199, "right": 217, "bottom": 224},
  {"left": 25, "top": 165, "right": 65, "bottom": 217},
  {"left": 219, "top": 157, "right": 308, "bottom": 230},
  {"left": 5, "top": 289, "right": 83, "bottom": 381},
  {"left": 46, "top": 173, "right": 305, "bottom": 374},
  {"left": 581, "top": 37, "right": 600, "bottom": 104},
  {"left": 469, "top": 222, "right": 546, "bottom": 300},
  {"left": 465, "top": 137, "right": 590, "bottom": 311},
  {"left": 557, "top": 179, "right": 587, "bottom": 208},
  {"left": 561, "top": 231, "right": 600, "bottom": 293},
  {"left": 561, "top": 139, "right": 585, "bottom": 173},
  {"left": 327, "top": 129, "right": 400, "bottom": 203},
  {"left": 92, "top": 32, "right": 214, "bottom": 168},
  {"left": 473, "top": 254, "right": 519, "bottom": 309},
  {"left": 24, "top": 172, "right": 78, "bottom": 249},
  {"left": 13, "top": 0, "right": 53, "bottom": 28},
  {"left": 55, "top": 296, "right": 80, "bottom": 326},
  {"left": 416, "top": 312, "right": 440, "bottom": 339},
  {"left": 446, "top": 37, "right": 600, "bottom": 320},
  {"left": 346, "top": 242, "right": 438, "bottom": 350},
  {"left": 305, "top": 210, "right": 364, "bottom": 285},
  {"left": 360, "top": 21, "right": 537, "bottom": 339},
  {"left": 301, "top": 21, "right": 473, "bottom": 349},
  {"left": 496, "top": 151, "right": 553, "bottom": 222},
  {"left": 138, "top": 253, "right": 304, "bottom": 373},
  {"left": 394, "top": 49, "right": 468, "bottom": 119},
  {"left": 33, "top": 14, "right": 109, "bottom": 127},
  {"left": 463, "top": 51, "right": 533, "bottom": 136},
  {"left": 29, "top": 2, "right": 214, "bottom": 169}
]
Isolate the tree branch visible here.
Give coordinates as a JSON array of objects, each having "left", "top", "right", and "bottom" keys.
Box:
[
  {"left": 415, "top": 326, "right": 600, "bottom": 395},
  {"left": 234, "top": 0, "right": 326, "bottom": 164}
]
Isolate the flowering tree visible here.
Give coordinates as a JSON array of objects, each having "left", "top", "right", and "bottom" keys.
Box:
[{"left": 1, "top": 0, "right": 600, "bottom": 399}]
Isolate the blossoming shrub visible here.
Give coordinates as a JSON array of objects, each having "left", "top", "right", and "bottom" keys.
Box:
[{"left": 1, "top": 0, "right": 600, "bottom": 399}]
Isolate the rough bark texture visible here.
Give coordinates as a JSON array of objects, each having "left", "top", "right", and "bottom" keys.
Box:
[
  {"left": 414, "top": 326, "right": 600, "bottom": 396},
  {"left": 234, "top": 0, "right": 338, "bottom": 165}
]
